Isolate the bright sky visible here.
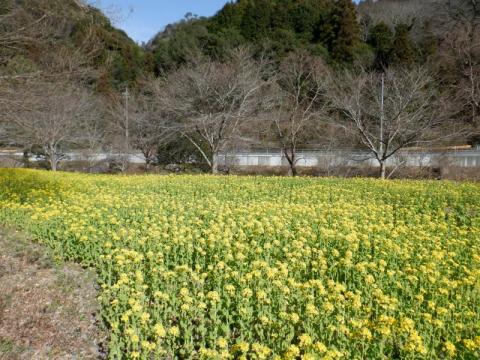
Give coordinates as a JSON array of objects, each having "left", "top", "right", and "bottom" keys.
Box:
[{"left": 94, "top": 0, "right": 231, "bottom": 43}]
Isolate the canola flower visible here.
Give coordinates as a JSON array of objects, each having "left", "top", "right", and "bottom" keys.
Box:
[{"left": 0, "top": 169, "right": 479, "bottom": 359}]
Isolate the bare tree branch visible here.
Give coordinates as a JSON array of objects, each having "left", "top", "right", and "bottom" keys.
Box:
[
  {"left": 157, "top": 48, "right": 267, "bottom": 173},
  {"left": 268, "top": 51, "right": 329, "bottom": 176},
  {"left": 327, "top": 66, "right": 459, "bottom": 179},
  {"left": 8, "top": 79, "right": 99, "bottom": 171}
]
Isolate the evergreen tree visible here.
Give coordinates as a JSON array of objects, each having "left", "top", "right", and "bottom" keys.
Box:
[
  {"left": 418, "top": 20, "right": 438, "bottom": 63},
  {"left": 240, "top": 0, "right": 272, "bottom": 40},
  {"left": 151, "top": 21, "right": 208, "bottom": 73},
  {"left": 390, "top": 23, "right": 416, "bottom": 65},
  {"left": 150, "top": 0, "right": 362, "bottom": 68},
  {"left": 288, "top": 0, "right": 323, "bottom": 42},
  {"left": 210, "top": 1, "right": 245, "bottom": 30},
  {"left": 317, "top": 0, "right": 359, "bottom": 63},
  {"left": 368, "top": 22, "right": 393, "bottom": 69}
]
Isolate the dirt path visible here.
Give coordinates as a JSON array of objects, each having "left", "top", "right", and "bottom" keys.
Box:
[{"left": 0, "top": 228, "right": 105, "bottom": 360}]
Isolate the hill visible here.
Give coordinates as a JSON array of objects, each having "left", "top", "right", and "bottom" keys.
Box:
[
  {"left": 146, "top": 0, "right": 444, "bottom": 73},
  {"left": 0, "top": 0, "right": 152, "bottom": 91},
  {"left": 147, "top": 0, "right": 361, "bottom": 72},
  {"left": 145, "top": 0, "right": 479, "bottom": 143}
]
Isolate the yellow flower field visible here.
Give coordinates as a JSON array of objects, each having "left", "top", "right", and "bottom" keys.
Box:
[{"left": 0, "top": 169, "right": 479, "bottom": 359}]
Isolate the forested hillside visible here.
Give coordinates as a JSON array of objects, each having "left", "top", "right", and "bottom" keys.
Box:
[
  {"left": 0, "top": 0, "right": 152, "bottom": 91},
  {"left": 147, "top": 0, "right": 439, "bottom": 71},
  {"left": 0, "top": 0, "right": 479, "bottom": 177},
  {"left": 147, "top": 0, "right": 479, "bottom": 143},
  {"left": 148, "top": 0, "right": 360, "bottom": 71}
]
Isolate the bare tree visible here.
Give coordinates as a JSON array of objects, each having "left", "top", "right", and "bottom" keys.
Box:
[
  {"left": 0, "top": 4, "right": 47, "bottom": 67},
  {"left": 0, "top": 3, "right": 47, "bottom": 137},
  {"left": 79, "top": 112, "right": 107, "bottom": 172},
  {"left": 11, "top": 80, "right": 98, "bottom": 171},
  {"left": 0, "top": 0, "right": 104, "bottom": 151},
  {"left": 444, "top": 0, "right": 480, "bottom": 25},
  {"left": 357, "top": 0, "right": 437, "bottom": 40},
  {"left": 444, "top": 26, "right": 480, "bottom": 133},
  {"left": 0, "top": 84, "right": 17, "bottom": 144},
  {"left": 158, "top": 49, "right": 267, "bottom": 174},
  {"left": 269, "top": 51, "right": 329, "bottom": 176},
  {"left": 328, "top": 67, "right": 445, "bottom": 179},
  {"left": 108, "top": 83, "right": 176, "bottom": 171},
  {"left": 437, "top": 0, "right": 480, "bottom": 140},
  {"left": 0, "top": 0, "right": 101, "bottom": 76}
]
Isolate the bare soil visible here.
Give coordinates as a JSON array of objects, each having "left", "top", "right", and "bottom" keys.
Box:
[{"left": 0, "top": 228, "right": 105, "bottom": 360}]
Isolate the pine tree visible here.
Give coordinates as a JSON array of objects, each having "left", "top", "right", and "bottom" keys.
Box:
[
  {"left": 240, "top": 0, "right": 272, "bottom": 40},
  {"left": 211, "top": 2, "right": 244, "bottom": 30},
  {"left": 368, "top": 22, "right": 393, "bottom": 69},
  {"left": 390, "top": 23, "right": 416, "bottom": 65},
  {"left": 418, "top": 20, "right": 438, "bottom": 63},
  {"left": 318, "top": 0, "right": 360, "bottom": 63},
  {"left": 288, "top": 0, "right": 323, "bottom": 42}
]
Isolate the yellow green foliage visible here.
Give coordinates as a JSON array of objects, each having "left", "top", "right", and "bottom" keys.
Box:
[{"left": 0, "top": 169, "right": 479, "bottom": 359}]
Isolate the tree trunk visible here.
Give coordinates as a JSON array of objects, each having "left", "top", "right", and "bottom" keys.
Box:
[
  {"left": 211, "top": 152, "right": 219, "bottom": 174},
  {"left": 22, "top": 150, "right": 30, "bottom": 168},
  {"left": 379, "top": 160, "right": 386, "bottom": 180},
  {"left": 46, "top": 144, "right": 58, "bottom": 171},
  {"left": 144, "top": 154, "right": 152, "bottom": 172},
  {"left": 287, "top": 163, "right": 297, "bottom": 177},
  {"left": 143, "top": 148, "right": 155, "bottom": 172},
  {"left": 50, "top": 155, "right": 58, "bottom": 171},
  {"left": 284, "top": 148, "right": 297, "bottom": 177}
]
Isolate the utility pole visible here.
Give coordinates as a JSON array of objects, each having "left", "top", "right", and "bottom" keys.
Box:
[
  {"left": 379, "top": 73, "right": 386, "bottom": 179},
  {"left": 380, "top": 73, "right": 384, "bottom": 157},
  {"left": 124, "top": 86, "right": 129, "bottom": 153}
]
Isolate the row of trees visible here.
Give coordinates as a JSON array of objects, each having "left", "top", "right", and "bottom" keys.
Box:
[
  {"left": 0, "top": 0, "right": 478, "bottom": 178},
  {"left": 1, "top": 48, "right": 460, "bottom": 178},
  {"left": 359, "top": 0, "right": 480, "bottom": 142},
  {"left": 146, "top": 0, "right": 480, "bottom": 149},
  {"left": 149, "top": 0, "right": 361, "bottom": 72}
]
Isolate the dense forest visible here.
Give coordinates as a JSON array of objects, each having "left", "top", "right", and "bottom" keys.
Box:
[
  {"left": 147, "top": 0, "right": 479, "bottom": 146},
  {"left": 0, "top": 0, "right": 479, "bottom": 177},
  {"left": 149, "top": 0, "right": 437, "bottom": 71}
]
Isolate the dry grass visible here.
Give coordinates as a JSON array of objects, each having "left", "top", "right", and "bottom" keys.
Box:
[
  {"left": 229, "top": 165, "right": 480, "bottom": 181},
  {"left": 0, "top": 228, "right": 105, "bottom": 360}
]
